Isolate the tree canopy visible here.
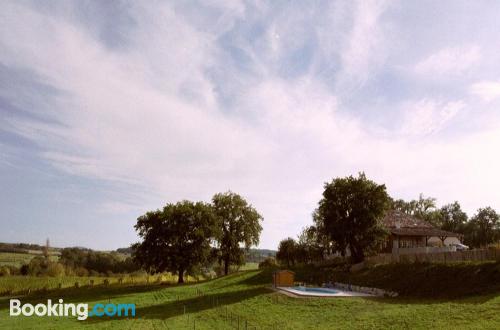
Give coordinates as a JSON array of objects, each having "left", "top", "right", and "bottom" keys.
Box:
[
  {"left": 468, "top": 207, "right": 499, "bottom": 247},
  {"left": 315, "top": 173, "right": 390, "bottom": 263},
  {"left": 276, "top": 237, "right": 297, "bottom": 268},
  {"left": 212, "top": 191, "right": 263, "bottom": 275},
  {"left": 133, "top": 201, "right": 216, "bottom": 283}
]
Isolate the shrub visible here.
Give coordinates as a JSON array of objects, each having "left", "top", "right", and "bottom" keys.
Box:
[
  {"left": 75, "top": 267, "right": 89, "bottom": 277},
  {"left": 0, "top": 266, "right": 11, "bottom": 276},
  {"left": 46, "top": 262, "right": 65, "bottom": 277},
  {"left": 259, "top": 257, "right": 278, "bottom": 269}
]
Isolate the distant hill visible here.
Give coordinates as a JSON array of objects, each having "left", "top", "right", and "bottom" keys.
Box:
[
  {"left": 116, "top": 247, "right": 134, "bottom": 255},
  {"left": 0, "top": 242, "right": 61, "bottom": 254}
]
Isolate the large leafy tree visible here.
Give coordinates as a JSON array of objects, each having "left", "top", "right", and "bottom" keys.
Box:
[
  {"left": 133, "top": 201, "right": 216, "bottom": 283},
  {"left": 469, "top": 207, "right": 499, "bottom": 247},
  {"left": 438, "top": 201, "right": 468, "bottom": 233},
  {"left": 316, "top": 173, "right": 389, "bottom": 263},
  {"left": 212, "top": 192, "right": 263, "bottom": 275}
]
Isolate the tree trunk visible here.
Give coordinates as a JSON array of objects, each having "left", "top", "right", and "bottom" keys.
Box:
[
  {"left": 178, "top": 268, "right": 184, "bottom": 283},
  {"left": 224, "top": 256, "right": 229, "bottom": 276},
  {"left": 350, "top": 243, "right": 365, "bottom": 264}
]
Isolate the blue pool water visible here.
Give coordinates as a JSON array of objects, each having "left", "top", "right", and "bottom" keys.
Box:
[{"left": 292, "top": 286, "right": 339, "bottom": 294}]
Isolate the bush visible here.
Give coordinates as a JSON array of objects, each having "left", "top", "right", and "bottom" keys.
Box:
[
  {"left": 0, "top": 266, "right": 11, "bottom": 276},
  {"left": 75, "top": 267, "right": 89, "bottom": 277},
  {"left": 46, "top": 262, "right": 65, "bottom": 277},
  {"left": 258, "top": 257, "right": 278, "bottom": 269}
]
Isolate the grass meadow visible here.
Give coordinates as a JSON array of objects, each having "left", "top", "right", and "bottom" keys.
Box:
[{"left": 1, "top": 269, "right": 499, "bottom": 329}]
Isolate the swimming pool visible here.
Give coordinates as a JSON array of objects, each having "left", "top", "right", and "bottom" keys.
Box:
[
  {"left": 278, "top": 286, "right": 373, "bottom": 297},
  {"left": 292, "top": 286, "right": 339, "bottom": 294}
]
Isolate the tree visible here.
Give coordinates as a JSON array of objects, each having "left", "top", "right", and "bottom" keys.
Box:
[
  {"left": 212, "top": 192, "right": 263, "bottom": 275},
  {"left": 276, "top": 237, "right": 298, "bottom": 268},
  {"left": 133, "top": 201, "right": 216, "bottom": 283},
  {"left": 391, "top": 194, "right": 440, "bottom": 226},
  {"left": 438, "top": 202, "right": 468, "bottom": 233},
  {"left": 297, "top": 225, "right": 329, "bottom": 263},
  {"left": 469, "top": 207, "right": 499, "bottom": 247},
  {"left": 315, "top": 173, "right": 389, "bottom": 263}
]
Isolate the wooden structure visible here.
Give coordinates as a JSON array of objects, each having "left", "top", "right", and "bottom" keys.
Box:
[{"left": 272, "top": 270, "right": 295, "bottom": 287}]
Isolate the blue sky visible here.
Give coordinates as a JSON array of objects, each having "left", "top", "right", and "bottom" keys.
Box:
[{"left": 1, "top": 0, "right": 500, "bottom": 250}]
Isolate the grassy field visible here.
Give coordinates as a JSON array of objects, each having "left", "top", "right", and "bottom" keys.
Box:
[
  {"left": 0, "top": 268, "right": 499, "bottom": 329},
  {"left": 0, "top": 252, "right": 59, "bottom": 268},
  {"left": 239, "top": 262, "right": 259, "bottom": 271}
]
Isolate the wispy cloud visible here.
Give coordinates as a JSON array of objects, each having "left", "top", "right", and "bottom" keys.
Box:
[
  {"left": 469, "top": 80, "right": 500, "bottom": 102},
  {"left": 414, "top": 45, "right": 481, "bottom": 77},
  {"left": 400, "top": 99, "right": 465, "bottom": 136}
]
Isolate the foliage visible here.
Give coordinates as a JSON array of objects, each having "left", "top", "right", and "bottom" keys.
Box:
[
  {"left": 466, "top": 207, "right": 500, "bottom": 247},
  {"left": 276, "top": 238, "right": 298, "bottom": 267},
  {"left": 133, "top": 200, "right": 216, "bottom": 283},
  {"left": 296, "top": 225, "right": 331, "bottom": 263},
  {"left": 390, "top": 194, "right": 441, "bottom": 226},
  {"left": 59, "top": 248, "right": 140, "bottom": 275},
  {"left": 437, "top": 201, "right": 468, "bottom": 232},
  {"left": 0, "top": 266, "right": 11, "bottom": 276},
  {"left": 258, "top": 257, "right": 277, "bottom": 269},
  {"left": 315, "top": 173, "right": 390, "bottom": 263},
  {"left": 212, "top": 191, "right": 263, "bottom": 275}
]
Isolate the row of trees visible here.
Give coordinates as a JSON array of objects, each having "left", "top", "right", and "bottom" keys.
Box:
[
  {"left": 59, "top": 248, "right": 140, "bottom": 275},
  {"left": 133, "top": 191, "right": 263, "bottom": 283},
  {"left": 277, "top": 173, "right": 500, "bottom": 266}
]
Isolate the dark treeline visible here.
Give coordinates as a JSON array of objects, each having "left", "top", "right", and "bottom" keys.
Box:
[
  {"left": 58, "top": 248, "right": 140, "bottom": 275},
  {"left": 9, "top": 249, "right": 141, "bottom": 277},
  {"left": 0, "top": 242, "right": 59, "bottom": 254}
]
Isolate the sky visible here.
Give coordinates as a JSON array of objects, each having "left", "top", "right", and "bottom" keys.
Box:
[{"left": 1, "top": 0, "right": 500, "bottom": 250}]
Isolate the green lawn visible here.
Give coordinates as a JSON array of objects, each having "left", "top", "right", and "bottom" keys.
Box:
[{"left": 1, "top": 269, "right": 499, "bottom": 329}]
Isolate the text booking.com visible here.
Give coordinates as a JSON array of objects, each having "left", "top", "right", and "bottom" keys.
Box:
[{"left": 10, "top": 299, "right": 136, "bottom": 320}]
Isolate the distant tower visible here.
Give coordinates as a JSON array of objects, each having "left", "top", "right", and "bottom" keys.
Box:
[{"left": 43, "top": 238, "right": 50, "bottom": 259}]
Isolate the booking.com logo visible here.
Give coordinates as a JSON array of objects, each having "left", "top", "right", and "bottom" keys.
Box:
[{"left": 10, "top": 299, "right": 136, "bottom": 321}]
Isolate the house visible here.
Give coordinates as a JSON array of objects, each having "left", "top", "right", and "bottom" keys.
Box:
[
  {"left": 272, "top": 270, "right": 295, "bottom": 287},
  {"left": 381, "top": 210, "right": 462, "bottom": 254}
]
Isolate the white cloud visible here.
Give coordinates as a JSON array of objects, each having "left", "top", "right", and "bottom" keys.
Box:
[
  {"left": 469, "top": 80, "right": 500, "bottom": 102},
  {"left": 414, "top": 45, "right": 481, "bottom": 76},
  {"left": 399, "top": 99, "right": 465, "bottom": 136},
  {"left": 339, "top": 0, "right": 390, "bottom": 83}
]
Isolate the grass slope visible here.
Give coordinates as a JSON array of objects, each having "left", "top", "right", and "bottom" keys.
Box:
[{"left": 0, "top": 268, "right": 499, "bottom": 329}]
